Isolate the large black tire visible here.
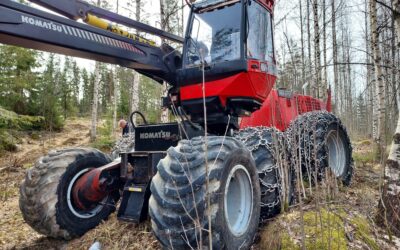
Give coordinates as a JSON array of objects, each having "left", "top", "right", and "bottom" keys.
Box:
[
  {"left": 19, "top": 148, "right": 119, "bottom": 240},
  {"left": 285, "top": 111, "right": 353, "bottom": 186},
  {"left": 149, "top": 136, "right": 261, "bottom": 249},
  {"left": 235, "top": 127, "right": 294, "bottom": 220}
]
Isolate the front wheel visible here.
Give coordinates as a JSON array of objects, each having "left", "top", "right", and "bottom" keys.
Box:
[
  {"left": 149, "top": 136, "right": 261, "bottom": 249},
  {"left": 19, "top": 148, "right": 119, "bottom": 239}
]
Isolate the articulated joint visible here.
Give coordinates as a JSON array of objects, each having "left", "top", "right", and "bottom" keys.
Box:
[{"left": 72, "top": 160, "right": 121, "bottom": 210}]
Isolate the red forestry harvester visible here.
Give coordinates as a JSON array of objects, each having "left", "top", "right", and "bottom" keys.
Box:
[{"left": 0, "top": 0, "right": 353, "bottom": 248}]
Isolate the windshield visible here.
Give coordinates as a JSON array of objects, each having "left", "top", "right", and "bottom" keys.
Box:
[{"left": 185, "top": 2, "right": 242, "bottom": 67}]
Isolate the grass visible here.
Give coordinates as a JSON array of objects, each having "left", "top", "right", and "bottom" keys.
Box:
[
  {"left": 0, "top": 130, "right": 19, "bottom": 154},
  {"left": 259, "top": 207, "right": 380, "bottom": 250},
  {"left": 302, "top": 209, "right": 347, "bottom": 250},
  {"left": 90, "top": 117, "right": 116, "bottom": 152},
  {"left": 351, "top": 216, "right": 380, "bottom": 250},
  {"left": 353, "top": 151, "right": 376, "bottom": 165}
]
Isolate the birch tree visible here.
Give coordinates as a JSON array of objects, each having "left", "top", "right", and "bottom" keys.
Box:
[
  {"left": 369, "top": 0, "right": 386, "bottom": 156},
  {"left": 159, "top": 0, "right": 169, "bottom": 123},
  {"left": 130, "top": 0, "right": 141, "bottom": 124},
  {"left": 332, "top": 0, "right": 339, "bottom": 111},
  {"left": 113, "top": 0, "right": 120, "bottom": 134},
  {"left": 376, "top": 0, "right": 400, "bottom": 237},
  {"left": 312, "top": 0, "right": 322, "bottom": 98},
  {"left": 322, "top": 0, "right": 328, "bottom": 98},
  {"left": 90, "top": 0, "right": 102, "bottom": 141},
  {"left": 91, "top": 61, "right": 101, "bottom": 141}
]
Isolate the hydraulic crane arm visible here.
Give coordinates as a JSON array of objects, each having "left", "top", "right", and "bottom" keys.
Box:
[
  {"left": 0, "top": 0, "right": 183, "bottom": 85},
  {"left": 29, "top": 0, "right": 184, "bottom": 44}
]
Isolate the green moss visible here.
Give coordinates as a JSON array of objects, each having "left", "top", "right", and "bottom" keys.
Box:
[
  {"left": 0, "top": 107, "right": 45, "bottom": 131},
  {"left": 260, "top": 219, "right": 299, "bottom": 250},
  {"left": 351, "top": 216, "right": 379, "bottom": 250},
  {"left": 303, "top": 209, "right": 347, "bottom": 250},
  {"left": 281, "top": 231, "right": 300, "bottom": 250},
  {"left": 0, "top": 130, "right": 17, "bottom": 153}
]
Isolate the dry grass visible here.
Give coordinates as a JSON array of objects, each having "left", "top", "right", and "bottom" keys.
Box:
[{"left": 68, "top": 214, "right": 159, "bottom": 250}]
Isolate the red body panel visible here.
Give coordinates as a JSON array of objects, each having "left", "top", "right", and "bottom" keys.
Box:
[
  {"left": 180, "top": 61, "right": 277, "bottom": 106},
  {"left": 240, "top": 89, "right": 328, "bottom": 131}
]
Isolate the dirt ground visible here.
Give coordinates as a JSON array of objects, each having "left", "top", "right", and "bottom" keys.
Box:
[{"left": 0, "top": 118, "right": 399, "bottom": 249}]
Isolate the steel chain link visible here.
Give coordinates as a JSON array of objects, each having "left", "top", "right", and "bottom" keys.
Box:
[{"left": 235, "top": 127, "right": 290, "bottom": 212}]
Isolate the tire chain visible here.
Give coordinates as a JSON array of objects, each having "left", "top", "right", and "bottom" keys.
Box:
[
  {"left": 235, "top": 127, "right": 292, "bottom": 217},
  {"left": 285, "top": 112, "right": 329, "bottom": 183},
  {"left": 285, "top": 111, "right": 351, "bottom": 185}
]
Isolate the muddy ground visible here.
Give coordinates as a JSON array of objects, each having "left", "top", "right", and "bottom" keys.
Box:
[{"left": 0, "top": 118, "right": 399, "bottom": 249}]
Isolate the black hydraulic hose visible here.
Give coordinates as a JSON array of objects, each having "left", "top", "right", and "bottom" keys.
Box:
[
  {"left": 130, "top": 111, "right": 148, "bottom": 129},
  {"left": 178, "top": 107, "right": 202, "bottom": 131}
]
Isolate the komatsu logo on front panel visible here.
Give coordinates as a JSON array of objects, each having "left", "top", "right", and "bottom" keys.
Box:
[
  {"left": 140, "top": 131, "right": 171, "bottom": 140},
  {"left": 21, "top": 15, "right": 62, "bottom": 32}
]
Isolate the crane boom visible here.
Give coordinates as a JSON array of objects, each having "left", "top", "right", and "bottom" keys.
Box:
[{"left": 0, "top": 0, "right": 183, "bottom": 85}]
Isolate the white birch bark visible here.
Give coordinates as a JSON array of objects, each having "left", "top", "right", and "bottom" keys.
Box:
[
  {"left": 113, "top": 0, "right": 120, "bottom": 134},
  {"left": 312, "top": 0, "right": 322, "bottom": 99},
  {"left": 332, "top": 0, "right": 339, "bottom": 112},
  {"left": 369, "top": 0, "right": 386, "bottom": 153},
  {"left": 322, "top": 0, "right": 328, "bottom": 99},
  {"left": 91, "top": 61, "right": 101, "bottom": 142},
  {"left": 130, "top": 72, "right": 140, "bottom": 123},
  {"left": 159, "top": 0, "right": 169, "bottom": 123},
  {"left": 129, "top": 0, "right": 141, "bottom": 124},
  {"left": 113, "top": 68, "right": 120, "bottom": 135},
  {"left": 376, "top": 0, "right": 400, "bottom": 236}
]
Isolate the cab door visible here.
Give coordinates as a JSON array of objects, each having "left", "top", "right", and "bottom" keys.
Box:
[{"left": 246, "top": 0, "right": 277, "bottom": 100}]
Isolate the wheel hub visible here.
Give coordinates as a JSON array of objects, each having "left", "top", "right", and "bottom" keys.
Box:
[
  {"left": 326, "top": 130, "right": 347, "bottom": 177},
  {"left": 224, "top": 165, "right": 253, "bottom": 236},
  {"left": 67, "top": 169, "right": 106, "bottom": 219}
]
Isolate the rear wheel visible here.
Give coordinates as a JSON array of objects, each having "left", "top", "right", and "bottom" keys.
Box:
[
  {"left": 149, "top": 136, "right": 261, "bottom": 249},
  {"left": 19, "top": 148, "right": 119, "bottom": 239},
  {"left": 286, "top": 111, "right": 353, "bottom": 186},
  {"left": 235, "top": 127, "right": 294, "bottom": 220}
]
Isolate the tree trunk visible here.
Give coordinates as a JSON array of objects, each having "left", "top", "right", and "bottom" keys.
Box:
[
  {"left": 91, "top": 61, "right": 101, "bottom": 142},
  {"left": 376, "top": 0, "right": 400, "bottom": 237},
  {"left": 160, "top": 0, "right": 169, "bottom": 123},
  {"left": 307, "top": 0, "right": 313, "bottom": 95},
  {"left": 113, "top": 0, "right": 120, "bottom": 135},
  {"left": 130, "top": 72, "right": 140, "bottom": 122},
  {"left": 300, "top": 0, "right": 306, "bottom": 91},
  {"left": 113, "top": 69, "right": 119, "bottom": 136},
  {"left": 332, "top": 0, "right": 339, "bottom": 112},
  {"left": 322, "top": 0, "right": 327, "bottom": 99},
  {"left": 364, "top": 0, "right": 373, "bottom": 137},
  {"left": 395, "top": 1, "right": 400, "bottom": 41},
  {"left": 377, "top": 89, "right": 400, "bottom": 237},
  {"left": 312, "top": 0, "right": 321, "bottom": 98},
  {"left": 130, "top": 0, "right": 141, "bottom": 124},
  {"left": 369, "top": 0, "right": 386, "bottom": 156}
]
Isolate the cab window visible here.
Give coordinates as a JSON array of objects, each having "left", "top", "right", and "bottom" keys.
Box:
[{"left": 247, "top": 2, "right": 274, "bottom": 63}]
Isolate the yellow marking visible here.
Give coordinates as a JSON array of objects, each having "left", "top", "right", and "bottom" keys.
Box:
[
  {"left": 85, "top": 14, "right": 156, "bottom": 47},
  {"left": 128, "top": 187, "right": 143, "bottom": 192}
]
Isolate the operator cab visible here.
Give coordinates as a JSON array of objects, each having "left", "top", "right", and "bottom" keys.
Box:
[{"left": 178, "top": 0, "right": 277, "bottom": 133}]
